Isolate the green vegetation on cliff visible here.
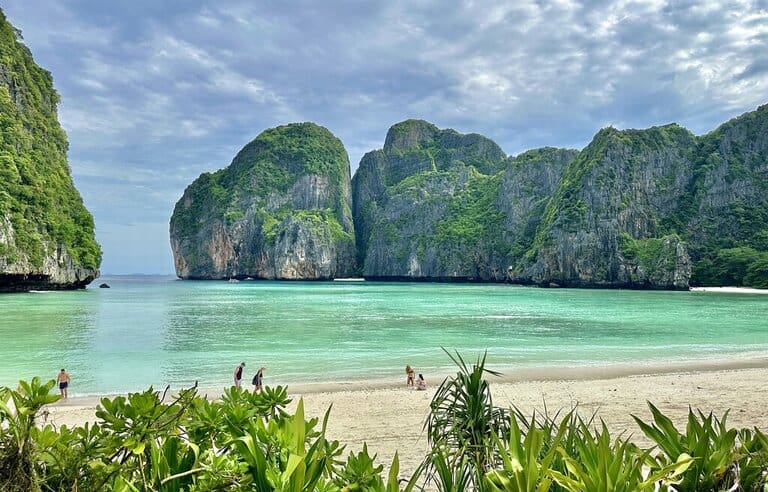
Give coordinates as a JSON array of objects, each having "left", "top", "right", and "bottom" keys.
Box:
[
  {"left": 678, "top": 105, "right": 768, "bottom": 287},
  {"left": 433, "top": 170, "right": 507, "bottom": 261},
  {"left": 355, "top": 107, "right": 767, "bottom": 288},
  {"left": 384, "top": 119, "right": 506, "bottom": 178},
  {"left": 170, "top": 122, "right": 356, "bottom": 279},
  {"left": 172, "top": 123, "right": 351, "bottom": 242},
  {"left": 0, "top": 10, "right": 100, "bottom": 270}
]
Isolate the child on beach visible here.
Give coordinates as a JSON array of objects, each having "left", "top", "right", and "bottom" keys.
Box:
[
  {"left": 416, "top": 373, "right": 427, "bottom": 391},
  {"left": 405, "top": 365, "right": 415, "bottom": 387}
]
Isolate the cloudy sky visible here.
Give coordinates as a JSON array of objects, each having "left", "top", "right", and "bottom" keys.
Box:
[{"left": 4, "top": 0, "right": 767, "bottom": 274}]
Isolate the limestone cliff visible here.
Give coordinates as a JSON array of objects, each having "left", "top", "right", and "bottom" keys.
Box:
[
  {"left": 170, "top": 123, "right": 356, "bottom": 279},
  {"left": 353, "top": 105, "right": 768, "bottom": 289},
  {"left": 678, "top": 104, "right": 768, "bottom": 287},
  {"left": 515, "top": 125, "right": 696, "bottom": 289},
  {"left": 352, "top": 120, "right": 570, "bottom": 281},
  {"left": 0, "top": 10, "right": 100, "bottom": 292}
]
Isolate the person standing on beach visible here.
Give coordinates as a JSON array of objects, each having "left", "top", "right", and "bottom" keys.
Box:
[
  {"left": 405, "top": 365, "right": 415, "bottom": 387},
  {"left": 252, "top": 366, "right": 265, "bottom": 394},
  {"left": 56, "top": 369, "right": 70, "bottom": 399},
  {"left": 234, "top": 362, "right": 245, "bottom": 388}
]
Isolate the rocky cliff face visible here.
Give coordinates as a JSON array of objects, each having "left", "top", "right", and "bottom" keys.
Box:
[
  {"left": 170, "top": 123, "right": 356, "bottom": 280},
  {"left": 353, "top": 105, "right": 768, "bottom": 289},
  {"left": 515, "top": 125, "right": 697, "bottom": 289},
  {"left": 352, "top": 120, "right": 513, "bottom": 280},
  {"left": 171, "top": 105, "right": 767, "bottom": 289},
  {"left": 0, "top": 10, "right": 100, "bottom": 292}
]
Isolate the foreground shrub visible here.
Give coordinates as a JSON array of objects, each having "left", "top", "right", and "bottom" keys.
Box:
[
  {"left": 2, "top": 353, "right": 768, "bottom": 491},
  {"left": 0, "top": 382, "right": 403, "bottom": 491}
]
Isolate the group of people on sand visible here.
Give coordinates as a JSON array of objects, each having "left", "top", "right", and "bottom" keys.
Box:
[
  {"left": 405, "top": 365, "right": 427, "bottom": 390},
  {"left": 234, "top": 362, "right": 265, "bottom": 393}
]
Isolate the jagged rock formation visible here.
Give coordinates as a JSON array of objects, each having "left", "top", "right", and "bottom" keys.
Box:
[
  {"left": 354, "top": 106, "right": 768, "bottom": 289},
  {"left": 514, "top": 125, "right": 696, "bottom": 289},
  {"left": 0, "top": 10, "right": 100, "bottom": 292},
  {"left": 170, "top": 123, "right": 356, "bottom": 280},
  {"left": 352, "top": 119, "right": 511, "bottom": 280},
  {"left": 172, "top": 106, "right": 767, "bottom": 289}
]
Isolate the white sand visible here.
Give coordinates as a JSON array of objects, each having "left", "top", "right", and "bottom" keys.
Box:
[
  {"left": 42, "top": 361, "right": 768, "bottom": 479},
  {"left": 690, "top": 286, "right": 768, "bottom": 294}
]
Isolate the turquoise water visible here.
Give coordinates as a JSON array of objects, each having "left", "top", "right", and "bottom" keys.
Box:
[{"left": 1, "top": 276, "right": 767, "bottom": 395}]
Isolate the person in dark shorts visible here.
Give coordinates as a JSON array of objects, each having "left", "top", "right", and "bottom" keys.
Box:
[
  {"left": 56, "top": 369, "right": 71, "bottom": 399},
  {"left": 234, "top": 362, "right": 245, "bottom": 388}
]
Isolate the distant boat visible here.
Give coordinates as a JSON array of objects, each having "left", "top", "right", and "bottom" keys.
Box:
[
  {"left": 228, "top": 278, "right": 239, "bottom": 283},
  {"left": 333, "top": 278, "right": 365, "bottom": 282}
]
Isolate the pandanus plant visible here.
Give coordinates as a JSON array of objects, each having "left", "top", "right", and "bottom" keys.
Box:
[{"left": 422, "top": 349, "right": 508, "bottom": 491}]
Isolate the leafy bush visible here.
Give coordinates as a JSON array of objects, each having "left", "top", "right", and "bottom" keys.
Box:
[
  {"left": 2, "top": 354, "right": 768, "bottom": 491},
  {"left": 0, "top": 381, "right": 403, "bottom": 491}
]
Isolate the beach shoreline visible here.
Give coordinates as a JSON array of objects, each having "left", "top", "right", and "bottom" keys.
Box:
[
  {"left": 47, "top": 352, "right": 768, "bottom": 403},
  {"left": 690, "top": 286, "right": 768, "bottom": 294},
  {"left": 41, "top": 361, "right": 768, "bottom": 478}
]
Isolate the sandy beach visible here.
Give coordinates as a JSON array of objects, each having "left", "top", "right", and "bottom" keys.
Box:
[
  {"left": 690, "top": 286, "right": 768, "bottom": 294},
  {"left": 42, "top": 359, "right": 768, "bottom": 479}
]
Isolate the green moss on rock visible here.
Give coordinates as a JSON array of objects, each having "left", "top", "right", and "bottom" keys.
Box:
[
  {"left": 0, "top": 9, "right": 101, "bottom": 288},
  {"left": 170, "top": 122, "right": 356, "bottom": 280}
]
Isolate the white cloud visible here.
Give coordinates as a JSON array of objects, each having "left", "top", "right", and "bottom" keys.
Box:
[{"left": 3, "top": 0, "right": 767, "bottom": 272}]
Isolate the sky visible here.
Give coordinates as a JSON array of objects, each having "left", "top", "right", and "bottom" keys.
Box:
[{"left": 3, "top": 0, "right": 768, "bottom": 274}]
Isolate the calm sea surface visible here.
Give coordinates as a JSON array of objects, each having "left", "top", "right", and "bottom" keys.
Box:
[{"left": 1, "top": 276, "right": 767, "bottom": 395}]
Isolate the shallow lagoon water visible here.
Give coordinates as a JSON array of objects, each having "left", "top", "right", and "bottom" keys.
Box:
[{"left": 1, "top": 276, "right": 767, "bottom": 395}]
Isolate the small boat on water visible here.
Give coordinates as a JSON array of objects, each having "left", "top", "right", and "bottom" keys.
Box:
[{"left": 228, "top": 278, "right": 239, "bottom": 283}]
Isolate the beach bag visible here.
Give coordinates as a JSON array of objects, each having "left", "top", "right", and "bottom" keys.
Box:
[{"left": 252, "top": 374, "right": 258, "bottom": 385}]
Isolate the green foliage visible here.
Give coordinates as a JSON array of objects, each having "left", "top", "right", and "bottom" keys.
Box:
[
  {"left": 423, "top": 350, "right": 509, "bottom": 490},
  {"left": 170, "top": 122, "right": 355, "bottom": 271},
  {"left": 4, "top": 353, "right": 768, "bottom": 491},
  {"left": 0, "top": 379, "right": 410, "bottom": 491},
  {"left": 432, "top": 171, "right": 508, "bottom": 267},
  {"left": 0, "top": 377, "right": 59, "bottom": 491},
  {"left": 633, "top": 402, "right": 743, "bottom": 491},
  {"left": 0, "top": 10, "right": 101, "bottom": 270},
  {"left": 484, "top": 410, "right": 565, "bottom": 492},
  {"left": 692, "top": 246, "right": 768, "bottom": 287}
]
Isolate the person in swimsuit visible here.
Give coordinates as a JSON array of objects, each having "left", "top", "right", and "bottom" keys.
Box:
[
  {"left": 252, "top": 366, "right": 265, "bottom": 394},
  {"left": 405, "top": 365, "right": 415, "bottom": 387},
  {"left": 56, "top": 369, "right": 70, "bottom": 399},
  {"left": 234, "top": 362, "right": 245, "bottom": 388},
  {"left": 416, "top": 373, "right": 427, "bottom": 391}
]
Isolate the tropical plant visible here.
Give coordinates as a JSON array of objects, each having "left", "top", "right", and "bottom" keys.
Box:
[
  {"left": 0, "top": 377, "right": 59, "bottom": 491},
  {"left": 735, "top": 427, "right": 768, "bottom": 491},
  {"left": 633, "top": 401, "right": 740, "bottom": 491},
  {"left": 422, "top": 349, "right": 509, "bottom": 490},
  {"left": 483, "top": 410, "right": 567, "bottom": 492},
  {"left": 0, "top": 378, "right": 404, "bottom": 491}
]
